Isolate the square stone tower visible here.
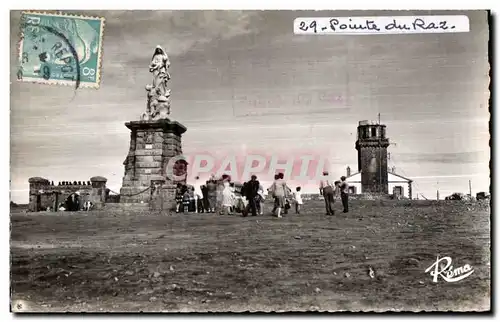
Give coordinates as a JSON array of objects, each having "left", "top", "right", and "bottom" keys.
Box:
[{"left": 355, "top": 120, "right": 390, "bottom": 194}]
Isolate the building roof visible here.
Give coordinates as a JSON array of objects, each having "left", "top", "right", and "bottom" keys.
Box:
[
  {"left": 28, "top": 177, "right": 49, "bottom": 183},
  {"left": 346, "top": 171, "right": 360, "bottom": 179},
  {"left": 388, "top": 171, "right": 413, "bottom": 182},
  {"left": 90, "top": 176, "right": 107, "bottom": 182}
]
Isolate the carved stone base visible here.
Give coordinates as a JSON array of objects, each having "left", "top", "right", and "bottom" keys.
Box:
[
  {"left": 151, "top": 102, "right": 171, "bottom": 121},
  {"left": 140, "top": 103, "right": 171, "bottom": 121},
  {"left": 120, "top": 119, "right": 187, "bottom": 204}
]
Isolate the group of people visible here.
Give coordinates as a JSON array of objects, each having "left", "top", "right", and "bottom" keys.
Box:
[
  {"left": 52, "top": 192, "right": 94, "bottom": 212},
  {"left": 175, "top": 173, "right": 305, "bottom": 217},
  {"left": 319, "top": 172, "right": 349, "bottom": 216},
  {"left": 174, "top": 171, "right": 349, "bottom": 217}
]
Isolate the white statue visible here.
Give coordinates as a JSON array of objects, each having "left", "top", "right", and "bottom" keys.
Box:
[
  {"left": 149, "top": 45, "right": 170, "bottom": 99},
  {"left": 142, "top": 45, "right": 172, "bottom": 121}
]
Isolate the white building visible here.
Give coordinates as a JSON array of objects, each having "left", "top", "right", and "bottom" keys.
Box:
[{"left": 344, "top": 166, "right": 413, "bottom": 199}]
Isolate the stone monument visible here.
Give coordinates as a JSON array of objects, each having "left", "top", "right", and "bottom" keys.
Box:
[{"left": 120, "top": 46, "right": 188, "bottom": 211}]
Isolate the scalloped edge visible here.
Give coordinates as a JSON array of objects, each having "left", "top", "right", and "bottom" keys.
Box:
[{"left": 16, "top": 10, "right": 105, "bottom": 89}]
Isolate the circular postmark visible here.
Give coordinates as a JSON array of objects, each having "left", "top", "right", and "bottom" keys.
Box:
[{"left": 18, "top": 13, "right": 86, "bottom": 90}]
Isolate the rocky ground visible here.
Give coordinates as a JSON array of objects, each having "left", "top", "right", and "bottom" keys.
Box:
[{"left": 10, "top": 199, "right": 491, "bottom": 312}]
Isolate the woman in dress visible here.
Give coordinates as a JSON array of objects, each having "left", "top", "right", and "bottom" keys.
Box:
[
  {"left": 216, "top": 174, "right": 230, "bottom": 213},
  {"left": 269, "top": 173, "right": 289, "bottom": 218},
  {"left": 220, "top": 178, "right": 235, "bottom": 215},
  {"left": 256, "top": 183, "right": 266, "bottom": 215}
]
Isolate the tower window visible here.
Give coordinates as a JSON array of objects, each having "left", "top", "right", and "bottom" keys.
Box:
[
  {"left": 371, "top": 127, "right": 377, "bottom": 137},
  {"left": 361, "top": 127, "right": 368, "bottom": 139}
]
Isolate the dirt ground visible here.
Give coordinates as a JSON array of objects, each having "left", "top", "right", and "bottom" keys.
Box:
[{"left": 10, "top": 199, "right": 491, "bottom": 313}]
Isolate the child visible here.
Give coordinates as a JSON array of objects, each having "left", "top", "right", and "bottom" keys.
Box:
[
  {"left": 182, "top": 189, "right": 190, "bottom": 214},
  {"left": 58, "top": 202, "right": 66, "bottom": 211},
  {"left": 257, "top": 184, "right": 266, "bottom": 215},
  {"left": 293, "top": 186, "right": 303, "bottom": 214}
]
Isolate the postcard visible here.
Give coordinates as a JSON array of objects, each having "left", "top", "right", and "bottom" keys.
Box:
[{"left": 10, "top": 10, "right": 490, "bottom": 313}]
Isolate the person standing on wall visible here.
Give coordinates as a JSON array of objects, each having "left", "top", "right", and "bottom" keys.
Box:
[
  {"left": 340, "top": 176, "right": 349, "bottom": 213},
  {"left": 319, "top": 171, "right": 335, "bottom": 216}
]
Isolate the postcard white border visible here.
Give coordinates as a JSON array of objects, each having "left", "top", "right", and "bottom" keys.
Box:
[{"left": 3, "top": 1, "right": 496, "bottom": 322}]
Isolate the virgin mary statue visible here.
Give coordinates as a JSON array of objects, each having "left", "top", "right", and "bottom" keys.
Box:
[{"left": 149, "top": 45, "right": 171, "bottom": 99}]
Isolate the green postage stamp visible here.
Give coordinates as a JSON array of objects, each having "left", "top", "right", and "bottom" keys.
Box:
[{"left": 17, "top": 11, "right": 105, "bottom": 88}]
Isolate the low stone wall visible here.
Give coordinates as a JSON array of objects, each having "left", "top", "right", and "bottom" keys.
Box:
[
  {"left": 102, "top": 203, "right": 151, "bottom": 212},
  {"left": 289, "top": 193, "right": 401, "bottom": 201},
  {"left": 348, "top": 193, "right": 396, "bottom": 201},
  {"left": 28, "top": 176, "right": 108, "bottom": 212}
]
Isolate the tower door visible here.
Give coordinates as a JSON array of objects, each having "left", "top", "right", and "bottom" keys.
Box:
[{"left": 36, "top": 195, "right": 41, "bottom": 212}]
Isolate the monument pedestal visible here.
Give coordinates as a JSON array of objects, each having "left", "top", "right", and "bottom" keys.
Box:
[
  {"left": 90, "top": 176, "right": 108, "bottom": 209},
  {"left": 120, "top": 118, "right": 187, "bottom": 209}
]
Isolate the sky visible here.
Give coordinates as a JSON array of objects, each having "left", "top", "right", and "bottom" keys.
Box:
[{"left": 10, "top": 10, "right": 490, "bottom": 203}]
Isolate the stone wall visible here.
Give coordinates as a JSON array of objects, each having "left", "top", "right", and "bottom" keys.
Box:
[{"left": 27, "top": 177, "right": 108, "bottom": 212}]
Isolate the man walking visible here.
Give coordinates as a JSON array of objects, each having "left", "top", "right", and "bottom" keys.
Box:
[
  {"left": 340, "top": 176, "right": 349, "bottom": 213},
  {"left": 245, "top": 175, "right": 261, "bottom": 216},
  {"left": 201, "top": 183, "right": 208, "bottom": 213},
  {"left": 319, "top": 171, "right": 335, "bottom": 216}
]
